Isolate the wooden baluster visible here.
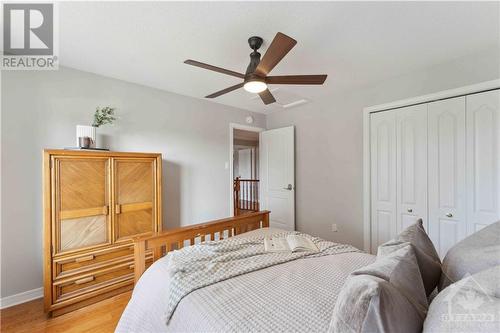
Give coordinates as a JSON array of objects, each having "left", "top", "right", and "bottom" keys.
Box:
[
  {"left": 253, "top": 181, "right": 256, "bottom": 211},
  {"left": 242, "top": 181, "right": 244, "bottom": 211},
  {"left": 251, "top": 181, "right": 254, "bottom": 211},
  {"left": 234, "top": 178, "right": 239, "bottom": 216},
  {"left": 255, "top": 181, "right": 258, "bottom": 211}
]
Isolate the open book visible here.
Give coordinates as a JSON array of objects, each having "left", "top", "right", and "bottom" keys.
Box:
[{"left": 264, "top": 235, "right": 319, "bottom": 253}]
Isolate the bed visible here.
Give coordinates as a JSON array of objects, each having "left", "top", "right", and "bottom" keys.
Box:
[{"left": 116, "top": 211, "right": 375, "bottom": 332}]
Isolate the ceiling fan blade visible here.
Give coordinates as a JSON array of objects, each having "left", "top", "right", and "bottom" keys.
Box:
[
  {"left": 254, "top": 32, "right": 297, "bottom": 76},
  {"left": 185, "top": 59, "right": 245, "bottom": 79},
  {"left": 205, "top": 83, "right": 244, "bottom": 98},
  {"left": 259, "top": 89, "right": 276, "bottom": 105},
  {"left": 266, "top": 75, "right": 327, "bottom": 85}
]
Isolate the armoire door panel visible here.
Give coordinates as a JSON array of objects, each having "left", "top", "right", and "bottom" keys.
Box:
[
  {"left": 59, "top": 159, "right": 108, "bottom": 210},
  {"left": 428, "top": 97, "right": 466, "bottom": 257},
  {"left": 370, "top": 110, "right": 397, "bottom": 253},
  {"left": 60, "top": 215, "right": 107, "bottom": 252},
  {"left": 396, "top": 104, "right": 428, "bottom": 233},
  {"left": 55, "top": 158, "right": 111, "bottom": 254},
  {"left": 114, "top": 158, "right": 157, "bottom": 241},
  {"left": 116, "top": 209, "right": 153, "bottom": 238},
  {"left": 466, "top": 90, "right": 500, "bottom": 235}
]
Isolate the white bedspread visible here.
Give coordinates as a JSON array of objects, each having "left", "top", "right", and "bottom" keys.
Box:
[{"left": 116, "top": 230, "right": 374, "bottom": 332}]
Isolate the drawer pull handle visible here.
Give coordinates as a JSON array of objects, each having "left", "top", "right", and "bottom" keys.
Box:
[
  {"left": 75, "top": 276, "right": 94, "bottom": 285},
  {"left": 446, "top": 213, "right": 453, "bottom": 218},
  {"left": 407, "top": 208, "right": 413, "bottom": 213},
  {"left": 116, "top": 204, "right": 121, "bottom": 214},
  {"left": 75, "top": 255, "right": 95, "bottom": 263}
]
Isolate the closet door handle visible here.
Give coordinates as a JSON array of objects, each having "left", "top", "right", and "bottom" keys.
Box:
[
  {"left": 407, "top": 208, "right": 413, "bottom": 213},
  {"left": 445, "top": 213, "right": 453, "bottom": 218},
  {"left": 115, "top": 204, "right": 121, "bottom": 214}
]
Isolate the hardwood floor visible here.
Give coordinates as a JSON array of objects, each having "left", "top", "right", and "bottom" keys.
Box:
[{"left": 0, "top": 291, "right": 131, "bottom": 333}]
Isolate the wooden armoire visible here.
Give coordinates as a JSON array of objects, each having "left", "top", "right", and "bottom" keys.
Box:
[{"left": 43, "top": 150, "right": 162, "bottom": 316}]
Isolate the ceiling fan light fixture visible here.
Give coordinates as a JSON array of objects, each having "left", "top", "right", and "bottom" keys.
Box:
[{"left": 243, "top": 80, "right": 267, "bottom": 93}]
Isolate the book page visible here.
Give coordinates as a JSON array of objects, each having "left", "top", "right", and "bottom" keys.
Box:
[
  {"left": 286, "top": 235, "right": 319, "bottom": 252},
  {"left": 264, "top": 237, "right": 291, "bottom": 252}
]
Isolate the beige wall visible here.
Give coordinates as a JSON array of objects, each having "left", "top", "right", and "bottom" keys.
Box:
[
  {"left": 266, "top": 48, "right": 500, "bottom": 250},
  {"left": 0, "top": 67, "right": 265, "bottom": 298}
]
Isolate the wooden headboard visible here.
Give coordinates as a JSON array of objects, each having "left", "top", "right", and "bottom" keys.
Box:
[{"left": 132, "top": 211, "right": 270, "bottom": 283}]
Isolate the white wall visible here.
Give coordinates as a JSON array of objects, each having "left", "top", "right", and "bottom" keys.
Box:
[
  {"left": 266, "top": 48, "right": 500, "bottom": 250},
  {"left": 1, "top": 47, "right": 498, "bottom": 299},
  {"left": 0, "top": 67, "right": 265, "bottom": 298}
]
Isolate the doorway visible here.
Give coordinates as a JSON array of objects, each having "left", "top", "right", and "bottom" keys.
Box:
[{"left": 229, "top": 124, "right": 263, "bottom": 216}]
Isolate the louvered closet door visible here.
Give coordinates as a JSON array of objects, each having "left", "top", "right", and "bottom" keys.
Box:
[
  {"left": 396, "top": 104, "right": 428, "bottom": 233},
  {"left": 114, "top": 158, "right": 158, "bottom": 241},
  {"left": 466, "top": 90, "right": 500, "bottom": 234},
  {"left": 370, "top": 110, "right": 397, "bottom": 253},
  {"left": 428, "top": 97, "right": 466, "bottom": 258}
]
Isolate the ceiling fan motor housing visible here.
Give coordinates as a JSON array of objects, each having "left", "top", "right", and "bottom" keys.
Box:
[
  {"left": 248, "top": 36, "right": 263, "bottom": 50},
  {"left": 246, "top": 36, "right": 264, "bottom": 76}
]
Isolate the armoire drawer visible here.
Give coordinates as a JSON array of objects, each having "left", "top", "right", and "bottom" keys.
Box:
[
  {"left": 53, "top": 244, "right": 135, "bottom": 279},
  {"left": 53, "top": 256, "right": 153, "bottom": 304}
]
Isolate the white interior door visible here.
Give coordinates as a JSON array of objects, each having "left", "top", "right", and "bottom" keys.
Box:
[
  {"left": 259, "top": 126, "right": 295, "bottom": 230},
  {"left": 396, "top": 104, "right": 428, "bottom": 233},
  {"left": 428, "top": 96, "right": 466, "bottom": 258},
  {"left": 370, "top": 110, "right": 397, "bottom": 253},
  {"left": 466, "top": 90, "right": 500, "bottom": 234}
]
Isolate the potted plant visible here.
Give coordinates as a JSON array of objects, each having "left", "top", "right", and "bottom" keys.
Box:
[{"left": 76, "top": 107, "right": 116, "bottom": 148}]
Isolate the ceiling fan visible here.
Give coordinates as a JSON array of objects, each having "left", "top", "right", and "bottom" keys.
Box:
[{"left": 184, "top": 32, "right": 327, "bottom": 105}]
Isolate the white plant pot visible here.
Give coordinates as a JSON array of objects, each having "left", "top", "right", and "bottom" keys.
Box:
[{"left": 76, "top": 125, "right": 96, "bottom": 148}]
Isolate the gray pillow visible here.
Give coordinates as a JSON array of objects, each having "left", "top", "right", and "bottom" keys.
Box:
[
  {"left": 439, "top": 221, "right": 500, "bottom": 291},
  {"left": 329, "top": 244, "right": 428, "bottom": 333},
  {"left": 379, "top": 219, "right": 441, "bottom": 296},
  {"left": 424, "top": 266, "right": 500, "bottom": 333}
]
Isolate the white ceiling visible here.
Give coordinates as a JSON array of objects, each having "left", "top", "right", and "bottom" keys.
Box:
[{"left": 59, "top": 1, "right": 499, "bottom": 113}]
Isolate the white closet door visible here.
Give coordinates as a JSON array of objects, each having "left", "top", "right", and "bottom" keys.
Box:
[
  {"left": 466, "top": 90, "right": 500, "bottom": 234},
  {"left": 396, "top": 104, "right": 428, "bottom": 233},
  {"left": 370, "top": 110, "right": 397, "bottom": 253},
  {"left": 428, "top": 97, "right": 466, "bottom": 258}
]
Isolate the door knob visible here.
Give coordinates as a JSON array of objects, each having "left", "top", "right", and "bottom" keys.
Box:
[
  {"left": 407, "top": 208, "right": 413, "bottom": 213},
  {"left": 446, "top": 213, "right": 453, "bottom": 218},
  {"left": 283, "top": 184, "right": 293, "bottom": 190}
]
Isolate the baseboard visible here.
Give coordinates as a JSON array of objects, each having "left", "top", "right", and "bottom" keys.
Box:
[{"left": 0, "top": 287, "right": 43, "bottom": 309}]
